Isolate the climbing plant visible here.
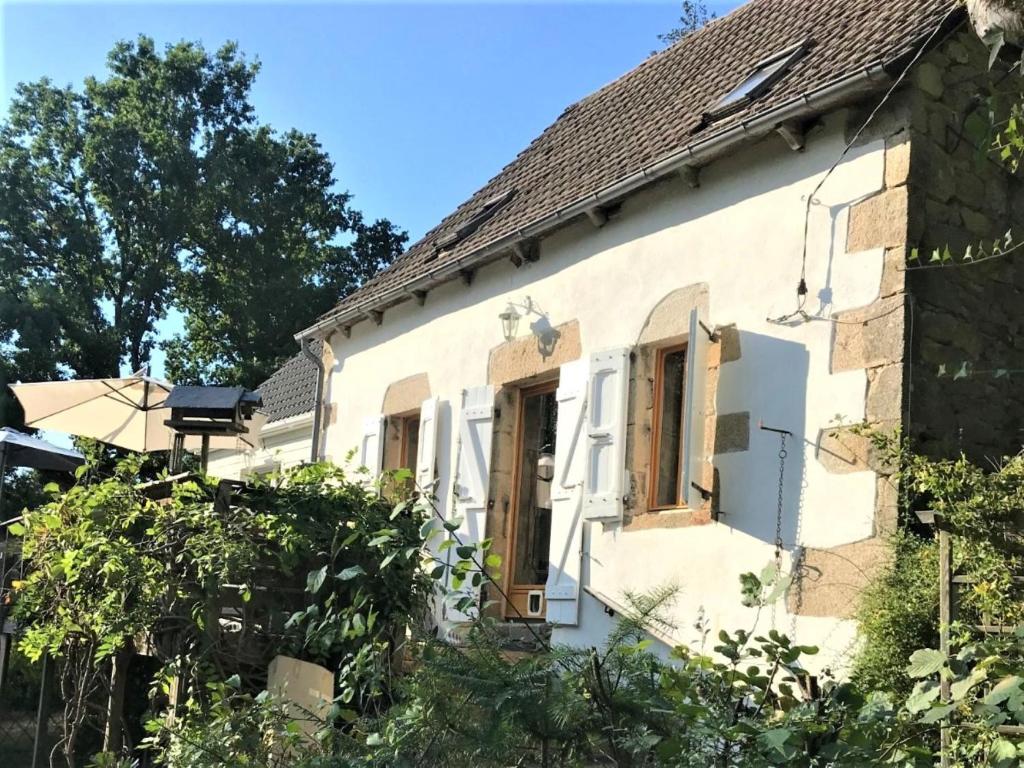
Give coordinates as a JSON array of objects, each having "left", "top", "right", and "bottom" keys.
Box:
[{"left": 10, "top": 459, "right": 428, "bottom": 765}]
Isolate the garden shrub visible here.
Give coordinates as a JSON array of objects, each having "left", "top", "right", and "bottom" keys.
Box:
[{"left": 852, "top": 530, "right": 939, "bottom": 696}]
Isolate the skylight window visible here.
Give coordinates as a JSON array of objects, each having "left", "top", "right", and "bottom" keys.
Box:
[
  {"left": 708, "top": 41, "right": 809, "bottom": 119},
  {"left": 427, "top": 188, "right": 516, "bottom": 260}
]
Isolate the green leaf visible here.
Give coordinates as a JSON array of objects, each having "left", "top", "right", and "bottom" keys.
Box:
[
  {"left": 7, "top": 522, "right": 25, "bottom": 536},
  {"left": 336, "top": 565, "right": 366, "bottom": 581},
  {"left": 985, "top": 676, "right": 1024, "bottom": 706},
  {"left": 758, "top": 728, "right": 792, "bottom": 754},
  {"left": 907, "top": 648, "right": 946, "bottom": 679},
  {"left": 950, "top": 667, "right": 987, "bottom": 701},
  {"left": 226, "top": 674, "right": 242, "bottom": 689},
  {"left": 906, "top": 680, "right": 940, "bottom": 713},
  {"left": 307, "top": 565, "right": 328, "bottom": 594},
  {"left": 990, "top": 738, "right": 1017, "bottom": 765},
  {"left": 919, "top": 703, "right": 956, "bottom": 724}
]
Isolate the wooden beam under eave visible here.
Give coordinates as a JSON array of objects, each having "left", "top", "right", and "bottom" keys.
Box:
[
  {"left": 412, "top": 290, "right": 427, "bottom": 306},
  {"left": 340, "top": 325, "right": 352, "bottom": 338},
  {"left": 776, "top": 121, "right": 806, "bottom": 152},
  {"left": 679, "top": 165, "right": 700, "bottom": 188},
  {"left": 512, "top": 239, "right": 540, "bottom": 264},
  {"left": 585, "top": 207, "right": 608, "bottom": 228},
  {"left": 460, "top": 269, "right": 475, "bottom": 286},
  {"left": 368, "top": 310, "right": 383, "bottom": 326}
]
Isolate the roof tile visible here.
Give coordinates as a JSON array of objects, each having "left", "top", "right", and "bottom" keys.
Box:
[{"left": 319, "top": 0, "right": 957, "bottom": 326}]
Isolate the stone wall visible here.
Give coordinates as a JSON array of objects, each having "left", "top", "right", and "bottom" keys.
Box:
[
  {"left": 792, "top": 26, "right": 1024, "bottom": 618},
  {"left": 902, "top": 29, "right": 1024, "bottom": 462}
]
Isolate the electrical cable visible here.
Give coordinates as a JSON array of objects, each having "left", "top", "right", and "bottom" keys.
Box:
[{"left": 772, "top": 5, "right": 961, "bottom": 325}]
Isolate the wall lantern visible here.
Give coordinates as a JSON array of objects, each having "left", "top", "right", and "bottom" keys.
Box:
[{"left": 499, "top": 303, "right": 521, "bottom": 342}]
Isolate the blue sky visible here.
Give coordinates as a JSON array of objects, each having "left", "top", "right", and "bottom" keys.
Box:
[{"left": 1, "top": 0, "right": 739, "bottom": 376}]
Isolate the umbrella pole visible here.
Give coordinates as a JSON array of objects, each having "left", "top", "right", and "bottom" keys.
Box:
[
  {"left": 0, "top": 445, "right": 8, "bottom": 521},
  {"left": 0, "top": 446, "right": 8, "bottom": 699},
  {"left": 200, "top": 435, "right": 210, "bottom": 474}
]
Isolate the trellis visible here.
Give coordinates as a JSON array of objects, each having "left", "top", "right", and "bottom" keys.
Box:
[{"left": 922, "top": 510, "right": 1024, "bottom": 767}]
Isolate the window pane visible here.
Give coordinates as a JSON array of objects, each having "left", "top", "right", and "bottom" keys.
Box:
[
  {"left": 513, "top": 389, "right": 557, "bottom": 586},
  {"left": 655, "top": 348, "right": 686, "bottom": 507},
  {"left": 403, "top": 417, "right": 420, "bottom": 470}
]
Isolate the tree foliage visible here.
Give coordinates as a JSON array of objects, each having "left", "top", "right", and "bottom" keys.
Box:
[
  {"left": 0, "top": 36, "right": 405, "bottom": 388},
  {"left": 658, "top": 1, "right": 715, "bottom": 48},
  {"left": 10, "top": 460, "right": 427, "bottom": 764}
]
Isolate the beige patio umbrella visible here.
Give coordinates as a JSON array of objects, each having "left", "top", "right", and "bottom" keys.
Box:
[{"left": 11, "top": 374, "right": 265, "bottom": 453}]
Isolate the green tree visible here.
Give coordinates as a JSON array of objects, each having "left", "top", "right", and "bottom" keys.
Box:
[
  {"left": 0, "top": 36, "right": 405, "bottom": 389},
  {"left": 658, "top": 1, "right": 715, "bottom": 48}
]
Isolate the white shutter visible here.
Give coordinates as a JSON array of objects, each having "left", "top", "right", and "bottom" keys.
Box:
[
  {"left": 415, "top": 397, "right": 440, "bottom": 492},
  {"left": 447, "top": 385, "right": 495, "bottom": 621},
  {"left": 583, "top": 347, "right": 630, "bottom": 521},
  {"left": 682, "top": 308, "right": 710, "bottom": 509},
  {"left": 358, "top": 414, "right": 384, "bottom": 477},
  {"left": 545, "top": 360, "right": 588, "bottom": 625}
]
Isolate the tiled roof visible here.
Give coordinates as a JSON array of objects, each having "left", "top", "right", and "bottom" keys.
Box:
[
  {"left": 255, "top": 342, "right": 321, "bottom": 424},
  {"left": 313, "top": 0, "right": 959, "bottom": 332}
]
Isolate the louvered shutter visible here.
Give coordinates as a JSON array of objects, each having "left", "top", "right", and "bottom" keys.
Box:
[
  {"left": 358, "top": 415, "right": 384, "bottom": 477},
  {"left": 415, "top": 397, "right": 440, "bottom": 493},
  {"left": 682, "top": 308, "right": 710, "bottom": 509},
  {"left": 447, "top": 386, "right": 495, "bottom": 621},
  {"left": 545, "top": 360, "right": 588, "bottom": 625},
  {"left": 583, "top": 347, "right": 630, "bottom": 521}
]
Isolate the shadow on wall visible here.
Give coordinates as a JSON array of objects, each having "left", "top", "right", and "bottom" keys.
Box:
[
  {"left": 529, "top": 315, "right": 562, "bottom": 360},
  {"left": 714, "top": 330, "right": 809, "bottom": 552}
]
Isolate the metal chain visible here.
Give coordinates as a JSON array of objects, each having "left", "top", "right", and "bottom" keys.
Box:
[
  {"left": 774, "top": 433, "right": 787, "bottom": 567},
  {"left": 771, "top": 433, "right": 787, "bottom": 629}
]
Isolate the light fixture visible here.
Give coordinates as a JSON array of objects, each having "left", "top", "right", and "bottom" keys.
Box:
[{"left": 499, "top": 303, "right": 520, "bottom": 342}]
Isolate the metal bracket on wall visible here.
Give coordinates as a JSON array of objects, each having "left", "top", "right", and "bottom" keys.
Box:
[{"left": 758, "top": 420, "right": 793, "bottom": 436}]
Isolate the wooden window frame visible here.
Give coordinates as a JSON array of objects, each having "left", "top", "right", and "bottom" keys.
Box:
[
  {"left": 397, "top": 413, "right": 420, "bottom": 473},
  {"left": 647, "top": 343, "right": 689, "bottom": 511}
]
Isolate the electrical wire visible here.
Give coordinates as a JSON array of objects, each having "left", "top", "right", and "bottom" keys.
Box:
[{"left": 773, "top": 4, "right": 962, "bottom": 325}]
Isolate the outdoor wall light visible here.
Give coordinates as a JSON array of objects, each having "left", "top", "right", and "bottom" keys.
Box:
[
  {"left": 499, "top": 296, "right": 541, "bottom": 342},
  {"left": 499, "top": 303, "right": 520, "bottom": 342}
]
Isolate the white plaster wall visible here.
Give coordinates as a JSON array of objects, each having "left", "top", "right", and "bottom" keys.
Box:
[
  {"left": 322, "top": 113, "right": 889, "bottom": 673},
  {"left": 207, "top": 416, "right": 313, "bottom": 480}
]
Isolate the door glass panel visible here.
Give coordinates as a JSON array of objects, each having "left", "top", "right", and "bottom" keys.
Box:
[
  {"left": 654, "top": 348, "right": 686, "bottom": 507},
  {"left": 401, "top": 416, "right": 420, "bottom": 493},
  {"left": 513, "top": 389, "right": 558, "bottom": 586},
  {"left": 402, "top": 417, "right": 420, "bottom": 471}
]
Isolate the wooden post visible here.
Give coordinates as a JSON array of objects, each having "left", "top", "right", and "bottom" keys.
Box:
[
  {"left": 0, "top": 632, "right": 11, "bottom": 697},
  {"left": 200, "top": 434, "right": 210, "bottom": 474},
  {"left": 103, "top": 647, "right": 130, "bottom": 754},
  {"left": 938, "top": 524, "right": 952, "bottom": 768},
  {"left": 170, "top": 433, "right": 185, "bottom": 474},
  {"left": 31, "top": 654, "right": 53, "bottom": 768}
]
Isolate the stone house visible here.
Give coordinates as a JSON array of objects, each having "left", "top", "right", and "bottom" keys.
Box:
[{"left": 289, "top": 0, "right": 1022, "bottom": 668}]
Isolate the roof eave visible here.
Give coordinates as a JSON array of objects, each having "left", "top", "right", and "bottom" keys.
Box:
[{"left": 296, "top": 60, "right": 892, "bottom": 343}]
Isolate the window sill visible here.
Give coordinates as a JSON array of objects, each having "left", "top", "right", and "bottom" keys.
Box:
[{"left": 624, "top": 505, "right": 714, "bottom": 532}]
